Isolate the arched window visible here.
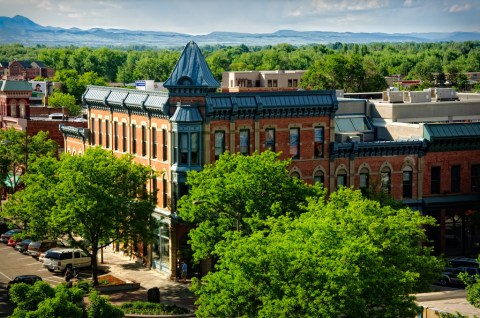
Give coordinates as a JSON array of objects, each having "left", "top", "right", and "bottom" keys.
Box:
[
  {"left": 337, "top": 169, "right": 348, "bottom": 188},
  {"left": 314, "top": 170, "right": 324, "bottom": 185},
  {"left": 291, "top": 171, "right": 301, "bottom": 179},
  {"left": 402, "top": 166, "right": 413, "bottom": 198},
  {"left": 359, "top": 167, "right": 369, "bottom": 195},
  {"left": 381, "top": 166, "right": 391, "bottom": 194}
]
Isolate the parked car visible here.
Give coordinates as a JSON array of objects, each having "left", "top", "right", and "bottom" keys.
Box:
[
  {"left": 7, "top": 275, "right": 42, "bottom": 291},
  {"left": 38, "top": 247, "right": 63, "bottom": 263},
  {"left": 448, "top": 257, "right": 479, "bottom": 269},
  {"left": 43, "top": 248, "right": 91, "bottom": 272},
  {"left": 27, "top": 240, "right": 64, "bottom": 258},
  {"left": 0, "top": 229, "right": 22, "bottom": 243},
  {"left": 7, "top": 236, "right": 23, "bottom": 247},
  {"left": 15, "top": 239, "right": 32, "bottom": 253},
  {"left": 438, "top": 266, "right": 480, "bottom": 286}
]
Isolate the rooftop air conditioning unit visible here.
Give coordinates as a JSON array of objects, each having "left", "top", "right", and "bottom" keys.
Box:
[
  {"left": 403, "top": 91, "right": 432, "bottom": 103},
  {"left": 382, "top": 90, "right": 404, "bottom": 103},
  {"left": 434, "top": 88, "right": 458, "bottom": 101}
]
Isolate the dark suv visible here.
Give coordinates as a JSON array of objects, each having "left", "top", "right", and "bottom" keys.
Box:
[
  {"left": 7, "top": 275, "right": 42, "bottom": 291},
  {"left": 439, "top": 266, "right": 480, "bottom": 286},
  {"left": 448, "top": 257, "right": 479, "bottom": 269}
]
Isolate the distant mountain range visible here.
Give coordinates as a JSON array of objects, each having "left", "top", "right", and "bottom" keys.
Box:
[{"left": 1, "top": 15, "right": 480, "bottom": 48}]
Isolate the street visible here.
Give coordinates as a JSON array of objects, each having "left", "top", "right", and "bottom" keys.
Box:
[{"left": 0, "top": 243, "right": 89, "bottom": 317}]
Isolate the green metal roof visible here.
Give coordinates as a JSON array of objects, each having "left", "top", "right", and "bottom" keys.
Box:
[
  {"left": 205, "top": 90, "right": 338, "bottom": 120},
  {"left": 424, "top": 122, "right": 480, "bottom": 151},
  {"left": 82, "top": 86, "right": 169, "bottom": 116},
  {"left": 0, "top": 80, "right": 34, "bottom": 91},
  {"left": 164, "top": 41, "right": 220, "bottom": 93},
  {"left": 171, "top": 104, "right": 203, "bottom": 122},
  {"left": 424, "top": 123, "right": 480, "bottom": 140}
]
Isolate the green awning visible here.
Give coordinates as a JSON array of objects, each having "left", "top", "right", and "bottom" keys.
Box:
[{"left": 423, "top": 194, "right": 480, "bottom": 207}]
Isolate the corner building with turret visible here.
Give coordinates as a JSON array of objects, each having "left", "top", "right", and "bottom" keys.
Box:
[{"left": 61, "top": 41, "right": 480, "bottom": 279}]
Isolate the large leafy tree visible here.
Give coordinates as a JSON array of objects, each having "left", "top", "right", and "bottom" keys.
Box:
[
  {"left": 3, "top": 147, "right": 158, "bottom": 285},
  {"left": 192, "top": 188, "right": 443, "bottom": 318},
  {"left": 0, "top": 128, "right": 57, "bottom": 195},
  {"left": 52, "top": 147, "right": 158, "bottom": 284},
  {"left": 177, "top": 151, "right": 321, "bottom": 262},
  {"left": 47, "top": 91, "right": 81, "bottom": 116}
]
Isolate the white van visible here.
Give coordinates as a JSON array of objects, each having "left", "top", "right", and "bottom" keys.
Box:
[{"left": 43, "top": 248, "right": 91, "bottom": 272}]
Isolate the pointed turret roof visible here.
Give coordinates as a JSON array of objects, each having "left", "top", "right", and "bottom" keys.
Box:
[{"left": 164, "top": 41, "right": 220, "bottom": 94}]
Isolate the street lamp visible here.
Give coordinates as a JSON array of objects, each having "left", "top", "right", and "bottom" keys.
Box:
[{"left": 192, "top": 200, "right": 241, "bottom": 231}]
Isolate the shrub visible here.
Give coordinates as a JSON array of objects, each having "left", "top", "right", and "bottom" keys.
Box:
[
  {"left": 119, "top": 301, "right": 191, "bottom": 315},
  {"left": 87, "top": 291, "right": 123, "bottom": 318}
]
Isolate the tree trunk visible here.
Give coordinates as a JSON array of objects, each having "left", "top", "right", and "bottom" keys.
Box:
[{"left": 91, "top": 243, "right": 99, "bottom": 285}]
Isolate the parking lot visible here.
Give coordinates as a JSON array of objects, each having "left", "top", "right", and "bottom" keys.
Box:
[{"left": 0, "top": 242, "right": 91, "bottom": 317}]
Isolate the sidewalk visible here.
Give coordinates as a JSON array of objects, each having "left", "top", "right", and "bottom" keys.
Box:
[{"left": 96, "top": 248, "right": 197, "bottom": 312}]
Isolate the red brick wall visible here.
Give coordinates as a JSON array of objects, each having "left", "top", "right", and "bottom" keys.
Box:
[
  {"left": 423, "top": 150, "right": 480, "bottom": 196},
  {"left": 27, "top": 120, "right": 87, "bottom": 147}
]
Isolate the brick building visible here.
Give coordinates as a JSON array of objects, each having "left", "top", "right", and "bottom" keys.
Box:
[
  {"left": 61, "top": 41, "right": 480, "bottom": 279},
  {"left": 3, "top": 61, "right": 55, "bottom": 81}
]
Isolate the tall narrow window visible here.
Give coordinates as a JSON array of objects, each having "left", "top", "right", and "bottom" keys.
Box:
[
  {"left": 131, "top": 124, "right": 137, "bottom": 154},
  {"left": 173, "top": 132, "right": 178, "bottom": 164},
  {"left": 265, "top": 128, "right": 275, "bottom": 151},
  {"left": 381, "top": 166, "right": 391, "bottom": 194},
  {"left": 290, "top": 128, "right": 300, "bottom": 159},
  {"left": 122, "top": 122, "right": 127, "bottom": 152},
  {"left": 180, "top": 133, "right": 188, "bottom": 164},
  {"left": 239, "top": 129, "right": 250, "bottom": 155},
  {"left": 114, "top": 121, "right": 118, "bottom": 151},
  {"left": 431, "top": 166, "right": 441, "bottom": 194},
  {"left": 359, "top": 167, "right": 369, "bottom": 195},
  {"left": 142, "top": 126, "right": 147, "bottom": 157},
  {"left": 98, "top": 119, "right": 102, "bottom": 146},
  {"left": 162, "top": 129, "right": 167, "bottom": 161},
  {"left": 91, "top": 118, "right": 95, "bottom": 146},
  {"left": 402, "top": 167, "right": 413, "bottom": 199},
  {"left": 337, "top": 169, "right": 348, "bottom": 188},
  {"left": 314, "top": 170, "right": 324, "bottom": 185},
  {"left": 472, "top": 164, "right": 480, "bottom": 192},
  {"left": 451, "top": 165, "right": 460, "bottom": 193},
  {"left": 105, "top": 120, "right": 109, "bottom": 148},
  {"left": 191, "top": 132, "right": 199, "bottom": 165},
  {"left": 314, "top": 127, "right": 324, "bottom": 158},
  {"left": 162, "top": 176, "right": 168, "bottom": 209},
  {"left": 152, "top": 127, "right": 157, "bottom": 159},
  {"left": 152, "top": 177, "right": 157, "bottom": 204},
  {"left": 214, "top": 131, "right": 225, "bottom": 160}
]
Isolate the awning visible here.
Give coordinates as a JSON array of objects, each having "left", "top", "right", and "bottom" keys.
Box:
[{"left": 423, "top": 194, "right": 480, "bottom": 207}]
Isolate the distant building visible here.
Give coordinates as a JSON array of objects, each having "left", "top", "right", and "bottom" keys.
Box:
[
  {"left": 2, "top": 60, "right": 55, "bottom": 81},
  {"left": 0, "top": 79, "right": 86, "bottom": 149},
  {"left": 221, "top": 70, "right": 305, "bottom": 92}
]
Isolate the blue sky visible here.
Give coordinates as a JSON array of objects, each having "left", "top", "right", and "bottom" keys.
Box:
[{"left": 1, "top": 0, "right": 479, "bottom": 34}]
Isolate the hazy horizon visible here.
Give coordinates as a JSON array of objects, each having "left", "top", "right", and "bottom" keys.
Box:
[{"left": 1, "top": 0, "right": 478, "bottom": 35}]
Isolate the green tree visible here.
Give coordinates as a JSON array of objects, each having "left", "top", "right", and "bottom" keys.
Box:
[
  {"left": 2, "top": 156, "right": 60, "bottom": 239},
  {"left": 51, "top": 147, "right": 157, "bottom": 285},
  {"left": 87, "top": 291, "right": 124, "bottom": 318},
  {"left": 460, "top": 255, "right": 480, "bottom": 308},
  {"left": 47, "top": 92, "right": 82, "bottom": 116},
  {"left": 0, "top": 129, "right": 57, "bottom": 195},
  {"left": 192, "top": 187, "right": 443, "bottom": 318},
  {"left": 178, "top": 151, "right": 321, "bottom": 263},
  {"left": 9, "top": 282, "right": 86, "bottom": 318}
]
